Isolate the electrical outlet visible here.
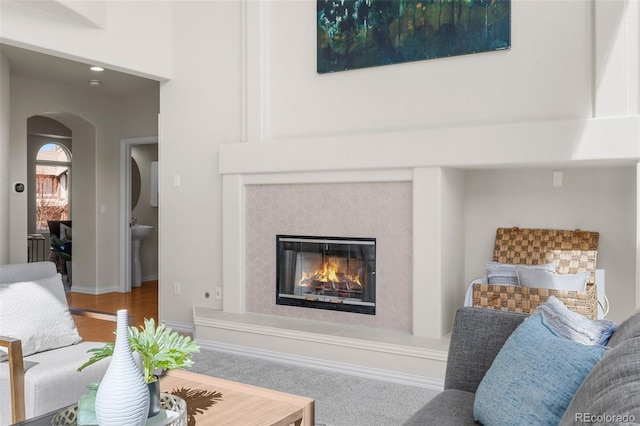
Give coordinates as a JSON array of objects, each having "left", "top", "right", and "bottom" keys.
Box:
[
  {"left": 174, "top": 282, "right": 181, "bottom": 295},
  {"left": 215, "top": 287, "right": 222, "bottom": 300}
]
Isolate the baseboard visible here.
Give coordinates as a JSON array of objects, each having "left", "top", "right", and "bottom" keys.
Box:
[
  {"left": 70, "top": 277, "right": 157, "bottom": 294},
  {"left": 197, "top": 340, "right": 444, "bottom": 391},
  {"left": 69, "top": 285, "right": 119, "bottom": 295},
  {"left": 162, "top": 319, "right": 194, "bottom": 336},
  {"left": 142, "top": 274, "right": 158, "bottom": 283},
  {"left": 193, "top": 308, "right": 448, "bottom": 391}
]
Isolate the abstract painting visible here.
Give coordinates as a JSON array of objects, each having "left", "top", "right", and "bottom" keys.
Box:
[{"left": 317, "top": 0, "right": 511, "bottom": 73}]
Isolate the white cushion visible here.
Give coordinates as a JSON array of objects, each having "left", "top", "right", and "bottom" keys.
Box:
[
  {"left": 486, "top": 261, "right": 556, "bottom": 285},
  {"left": 516, "top": 267, "right": 589, "bottom": 291},
  {"left": 0, "top": 274, "right": 81, "bottom": 360},
  {"left": 0, "top": 341, "right": 110, "bottom": 425},
  {"left": 0, "top": 262, "right": 57, "bottom": 284}
]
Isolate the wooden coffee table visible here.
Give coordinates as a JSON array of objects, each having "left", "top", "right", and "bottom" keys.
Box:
[{"left": 160, "top": 369, "right": 315, "bottom": 426}]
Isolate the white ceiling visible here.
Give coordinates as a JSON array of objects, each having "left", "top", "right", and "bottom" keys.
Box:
[{"left": 1, "top": 44, "right": 159, "bottom": 97}]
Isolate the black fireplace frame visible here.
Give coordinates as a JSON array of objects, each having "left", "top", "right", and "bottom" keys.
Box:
[{"left": 276, "top": 234, "right": 376, "bottom": 315}]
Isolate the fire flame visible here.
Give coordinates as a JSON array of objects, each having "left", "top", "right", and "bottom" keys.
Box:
[
  {"left": 298, "top": 261, "right": 362, "bottom": 288},
  {"left": 319, "top": 261, "right": 340, "bottom": 283}
]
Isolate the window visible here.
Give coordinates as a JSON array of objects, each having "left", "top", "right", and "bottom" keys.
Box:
[{"left": 36, "top": 143, "right": 71, "bottom": 231}]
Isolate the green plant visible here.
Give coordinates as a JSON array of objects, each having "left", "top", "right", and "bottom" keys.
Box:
[
  {"left": 50, "top": 234, "right": 71, "bottom": 261},
  {"left": 78, "top": 318, "right": 200, "bottom": 384}
]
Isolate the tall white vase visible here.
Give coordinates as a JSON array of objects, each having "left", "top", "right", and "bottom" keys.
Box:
[{"left": 95, "top": 309, "right": 149, "bottom": 426}]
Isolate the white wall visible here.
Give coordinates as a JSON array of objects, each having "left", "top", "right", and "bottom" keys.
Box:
[
  {"left": 411, "top": 168, "right": 466, "bottom": 337},
  {"left": 158, "top": 1, "right": 242, "bottom": 325},
  {"left": 0, "top": 52, "right": 10, "bottom": 264},
  {"left": 465, "top": 167, "right": 636, "bottom": 323},
  {"left": 0, "top": 0, "right": 172, "bottom": 80},
  {"left": 9, "top": 76, "right": 101, "bottom": 284},
  {"left": 440, "top": 168, "right": 466, "bottom": 333},
  {"left": 255, "top": 1, "right": 594, "bottom": 140},
  {"left": 8, "top": 74, "right": 158, "bottom": 292},
  {"left": 100, "top": 90, "right": 159, "bottom": 289},
  {"left": 131, "top": 144, "right": 159, "bottom": 281}
]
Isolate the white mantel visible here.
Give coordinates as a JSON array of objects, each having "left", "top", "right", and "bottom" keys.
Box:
[{"left": 221, "top": 117, "right": 640, "bottom": 175}]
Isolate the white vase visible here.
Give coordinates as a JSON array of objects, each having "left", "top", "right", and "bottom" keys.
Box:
[{"left": 95, "top": 309, "right": 149, "bottom": 426}]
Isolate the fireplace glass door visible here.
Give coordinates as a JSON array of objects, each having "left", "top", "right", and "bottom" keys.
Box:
[{"left": 276, "top": 235, "right": 376, "bottom": 315}]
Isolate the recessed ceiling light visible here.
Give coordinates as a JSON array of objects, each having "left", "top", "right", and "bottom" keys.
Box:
[
  {"left": 90, "top": 66, "right": 104, "bottom": 72},
  {"left": 88, "top": 79, "right": 102, "bottom": 86}
]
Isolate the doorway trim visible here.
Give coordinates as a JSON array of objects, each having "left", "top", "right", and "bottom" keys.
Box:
[{"left": 120, "top": 136, "right": 158, "bottom": 292}]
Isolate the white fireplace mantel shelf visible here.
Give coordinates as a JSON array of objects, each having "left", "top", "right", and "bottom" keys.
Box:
[
  {"left": 220, "top": 116, "right": 640, "bottom": 176},
  {"left": 193, "top": 306, "right": 448, "bottom": 390}
]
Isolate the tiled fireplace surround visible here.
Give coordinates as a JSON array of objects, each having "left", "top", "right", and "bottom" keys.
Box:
[{"left": 246, "top": 182, "right": 412, "bottom": 332}]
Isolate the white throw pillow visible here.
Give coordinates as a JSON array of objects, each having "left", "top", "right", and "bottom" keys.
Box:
[
  {"left": 486, "top": 261, "right": 556, "bottom": 285},
  {"left": 515, "top": 267, "right": 589, "bottom": 291},
  {"left": 0, "top": 274, "right": 81, "bottom": 360},
  {"left": 535, "top": 296, "right": 616, "bottom": 345}
]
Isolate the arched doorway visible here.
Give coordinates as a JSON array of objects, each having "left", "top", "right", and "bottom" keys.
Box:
[
  {"left": 26, "top": 112, "right": 97, "bottom": 291},
  {"left": 27, "top": 117, "right": 72, "bottom": 270}
]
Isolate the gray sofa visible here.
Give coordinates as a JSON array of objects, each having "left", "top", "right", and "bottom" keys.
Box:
[{"left": 403, "top": 307, "right": 640, "bottom": 425}]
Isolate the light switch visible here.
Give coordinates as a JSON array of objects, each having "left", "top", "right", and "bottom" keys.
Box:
[
  {"left": 552, "top": 171, "right": 563, "bottom": 187},
  {"left": 173, "top": 174, "right": 181, "bottom": 187},
  {"left": 151, "top": 162, "right": 159, "bottom": 206}
]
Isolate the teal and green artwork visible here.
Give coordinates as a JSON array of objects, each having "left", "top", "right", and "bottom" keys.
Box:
[{"left": 317, "top": 0, "right": 511, "bottom": 73}]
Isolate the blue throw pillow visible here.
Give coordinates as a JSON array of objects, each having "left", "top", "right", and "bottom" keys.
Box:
[{"left": 474, "top": 312, "right": 606, "bottom": 426}]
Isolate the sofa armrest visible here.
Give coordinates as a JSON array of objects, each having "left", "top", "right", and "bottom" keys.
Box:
[
  {"left": 444, "top": 307, "right": 527, "bottom": 393},
  {"left": 1, "top": 308, "right": 132, "bottom": 423},
  {"left": 0, "top": 336, "right": 26, "bottom": 423}
]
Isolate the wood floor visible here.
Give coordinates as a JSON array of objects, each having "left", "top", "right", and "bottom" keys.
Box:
[{"left": 66, "top": 281, "right": 158, "bottom": 342}]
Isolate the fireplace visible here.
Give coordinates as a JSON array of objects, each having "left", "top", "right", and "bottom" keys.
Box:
[{"left": 276, "top": 235, "right": 376, "bottom": 315}]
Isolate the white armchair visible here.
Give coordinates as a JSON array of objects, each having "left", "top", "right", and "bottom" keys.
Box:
[{"left": 0, "top": 262, "right": 119, "bottom": 425}]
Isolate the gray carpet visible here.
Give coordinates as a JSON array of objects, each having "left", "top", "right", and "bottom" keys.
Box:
[{"left": 187, "top": 348, "right": 438, "bottom": 426}]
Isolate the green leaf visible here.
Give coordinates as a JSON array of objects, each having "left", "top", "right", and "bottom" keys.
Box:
[
  {"left": 77, "top": 343, "right": 114, "bottom": 372},
  {"left": 78, "top": 318, "right": 200, "bottom": 384}
]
